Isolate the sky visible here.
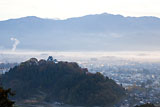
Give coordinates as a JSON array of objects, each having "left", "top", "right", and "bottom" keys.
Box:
[{"left": 0, "top": 0, "right": 160, "bottom": 20}]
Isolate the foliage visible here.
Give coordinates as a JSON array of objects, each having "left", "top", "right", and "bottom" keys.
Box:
[
  {"left": 2, "top": 58, "right": 126, "bottom": 106},
  {"left": 0, "top": 87, "right": 15, "bottom": 107},
  {"left": 135, "top": 103, "right": 155, "bottom": 107}
]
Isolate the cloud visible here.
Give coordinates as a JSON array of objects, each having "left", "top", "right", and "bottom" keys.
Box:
[{"left": 10, "top": 38, "right": 20, "bottom": 51}]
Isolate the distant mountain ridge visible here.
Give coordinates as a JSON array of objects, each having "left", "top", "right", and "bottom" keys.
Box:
[{"left": 0, "top": 13, "right": 160, "bottom": 51}]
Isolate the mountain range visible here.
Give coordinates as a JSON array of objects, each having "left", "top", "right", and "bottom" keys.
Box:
[{"left": 0, "top": 13, "right": 160, "bottom": 51}]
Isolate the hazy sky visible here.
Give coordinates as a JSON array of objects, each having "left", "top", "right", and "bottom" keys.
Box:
[{"left": 0, "top": 0, "right": 160, "bottom": 20}]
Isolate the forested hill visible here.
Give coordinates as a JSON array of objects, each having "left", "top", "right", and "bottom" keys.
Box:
[{"left": 2, "top": 57, "right": 126, "bottom": 106}]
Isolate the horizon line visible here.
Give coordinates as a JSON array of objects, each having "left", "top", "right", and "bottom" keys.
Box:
[{"left": 1, "top": 12, "right": 160, "bottom": 21}]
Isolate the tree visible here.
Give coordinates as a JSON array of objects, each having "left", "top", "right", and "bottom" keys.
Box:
[
  {"left": 135, "top": 103, "right": 155, "bottom": 107},
  {"left": 0, "top": 87, "right": 15, "bottom": 107}
]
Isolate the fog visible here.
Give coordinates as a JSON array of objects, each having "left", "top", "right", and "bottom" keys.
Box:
[{"left": 1, "top": 51, "right": 160, "bottom": 63}]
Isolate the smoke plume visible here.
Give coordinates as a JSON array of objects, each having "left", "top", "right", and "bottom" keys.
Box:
[{"left": 10, "top": 38, "right": 20, "bottom": 51}]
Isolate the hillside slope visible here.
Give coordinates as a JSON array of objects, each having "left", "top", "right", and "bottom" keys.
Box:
[
  {"left": 2, "top": 57, "right": 126, "bottom": 106},
  {"left": 1, "top": 13, "right": 160, "bottom": 51}
]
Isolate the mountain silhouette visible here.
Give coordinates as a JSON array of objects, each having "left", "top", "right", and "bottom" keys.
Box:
[{"left": 0, "top": 13, "right": 160, "bottom": 51}]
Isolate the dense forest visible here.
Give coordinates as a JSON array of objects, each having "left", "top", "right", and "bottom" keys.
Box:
[{"left": 2, "top": 57, "right": 126, "bottom": 106}]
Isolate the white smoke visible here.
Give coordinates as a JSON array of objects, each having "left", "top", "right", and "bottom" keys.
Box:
[{"left": 10, "top": 38, "right": 20, "bottom": 51}]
